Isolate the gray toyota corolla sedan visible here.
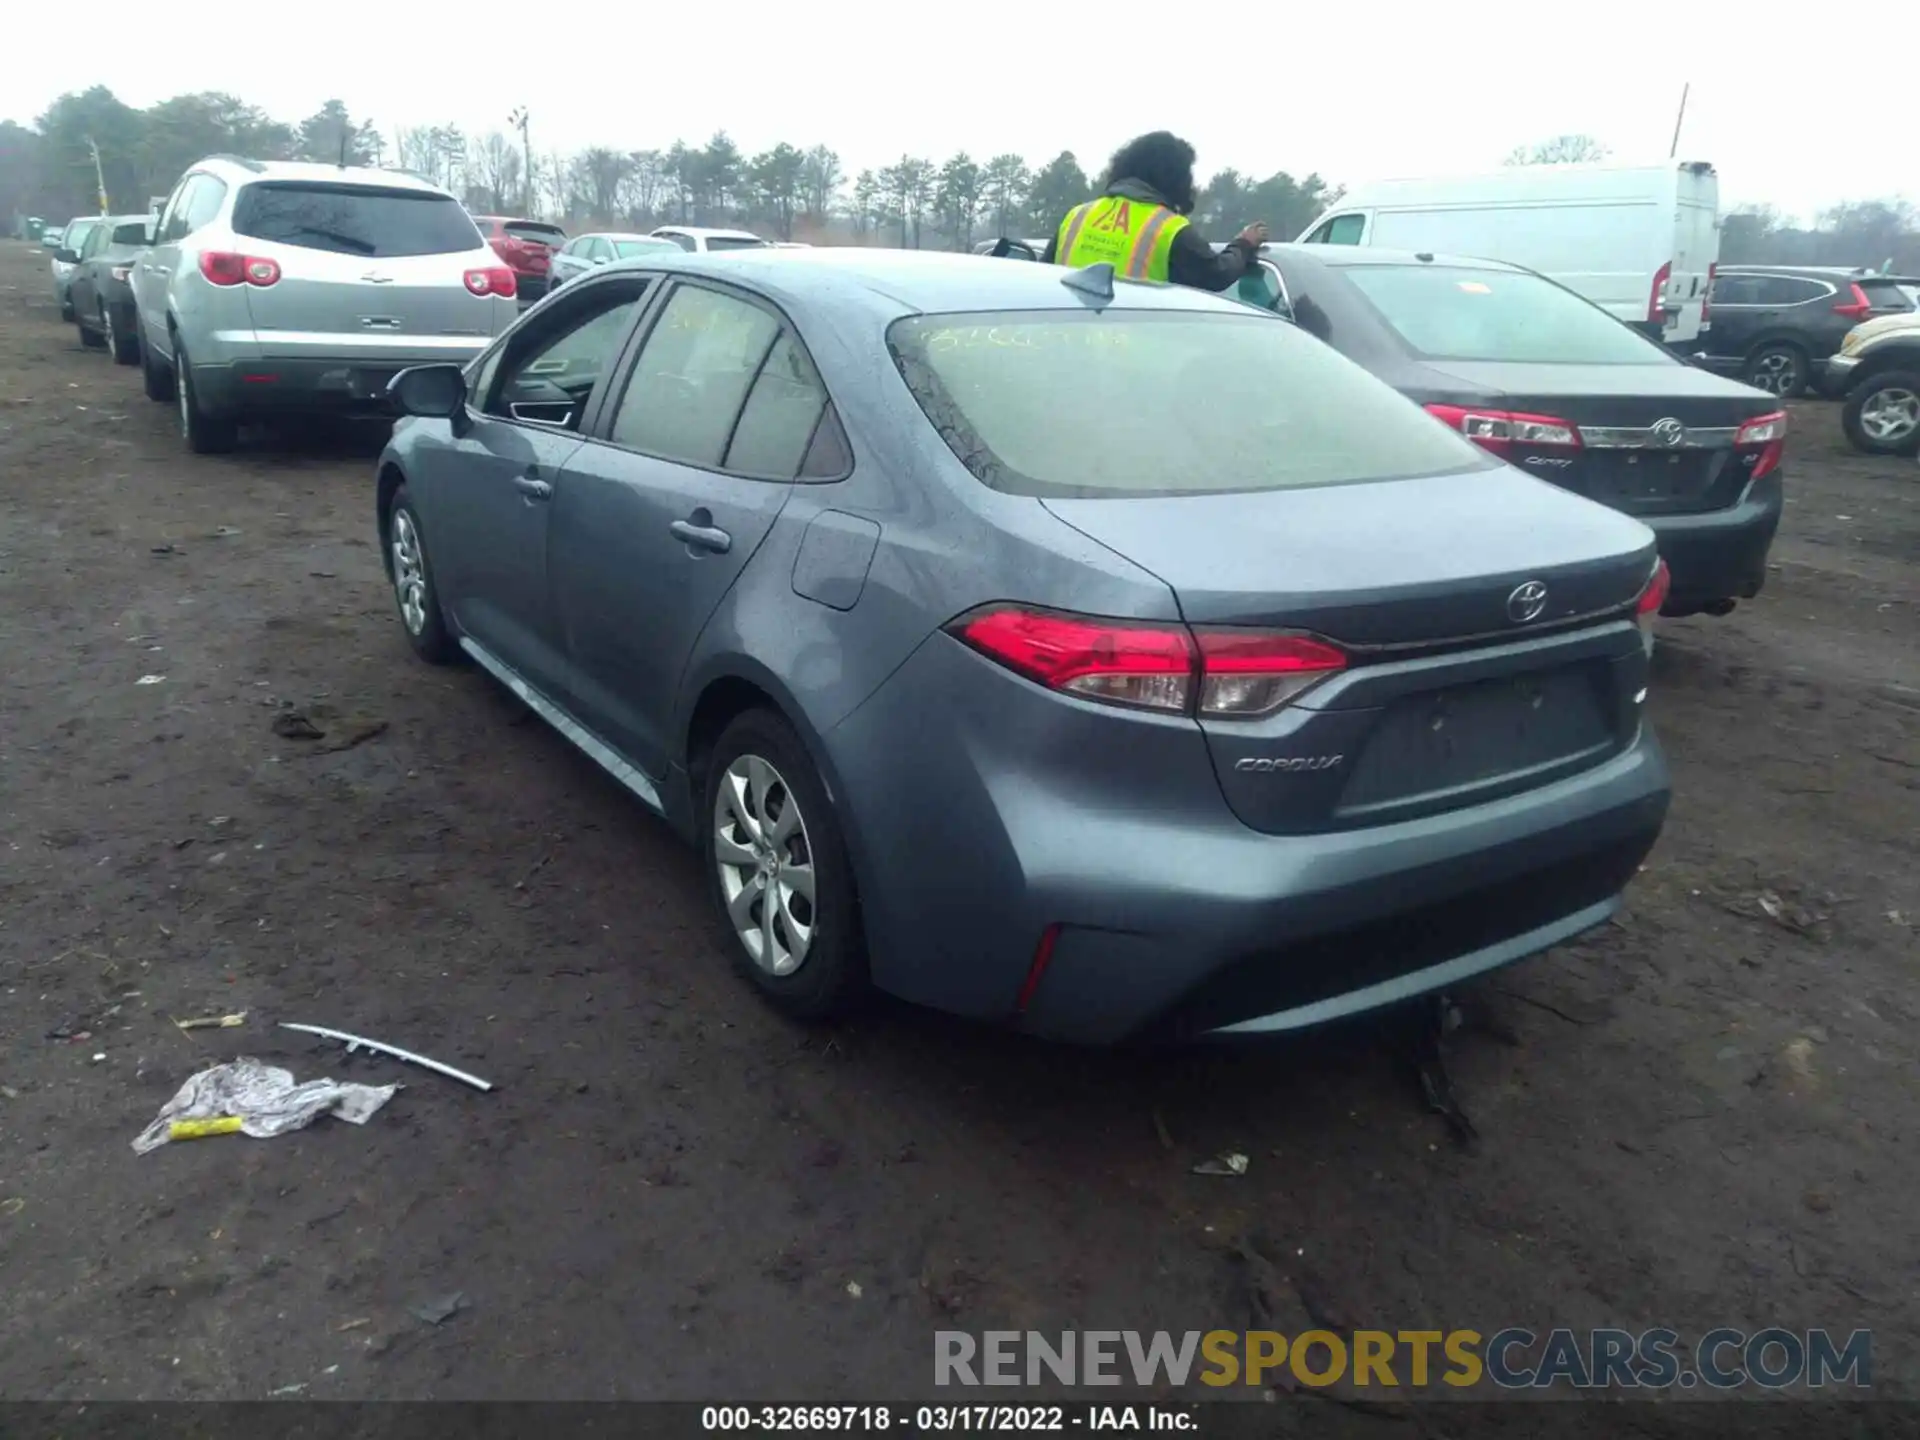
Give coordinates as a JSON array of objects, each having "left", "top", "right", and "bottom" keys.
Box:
[{"left": 374, "top": 248, "right": 1672, "bottom": 1044}]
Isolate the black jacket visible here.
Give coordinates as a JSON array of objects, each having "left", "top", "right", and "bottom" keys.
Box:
[{"left": 1040, "top": 178, "right": 1256, "bottom": 292}]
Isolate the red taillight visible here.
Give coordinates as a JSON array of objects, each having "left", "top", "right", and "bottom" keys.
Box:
[
  {"left": 1702, "top": 262, "right": 1716, "bottom": 325},
  {"left": 948, "top": 605, "right": 1346, "bottom": 717},
  {"left": 1733, "top": 408, "right": 1788, "bottom": 481},
  {"left": 1636, "top": 558, "right": 1670, "bottom": 617},
  {"left": 1832, "top": 283, "right": 1872, "bottom": 321},
  {"left": 199, "top": 251, "right": 279, "bottom": 287},
  {"left": 1648, "top": 261, "right": 1672, "bottom": 324},
  {"left": 1424, "top": 403, "right": 1580, "bottom": 454},
  {"left": 464, "top": 266, "right": 517, "bottom": 298}
]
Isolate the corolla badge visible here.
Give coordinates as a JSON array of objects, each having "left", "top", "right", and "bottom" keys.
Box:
[
  {"left": 1234, "top": 755, "right": 1344, "bottom": 774},
  {"left": 1507, "top": 579, "right": 1550, "bottom": 623},
  {"left": 1650, "top": 417, "right": 1688, "bottom": 448}
]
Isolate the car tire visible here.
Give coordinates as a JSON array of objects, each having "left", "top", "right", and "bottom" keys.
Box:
[
  {"left": 140, "top": 329, "right": 174, "bottom": 403},
  {"left": 59, "top": 298, "right": 74, "bottom": 321},
  {"left": 384, "top": 488, "right": 458, "bottom": 663},
  {"left": 1745, "top": 342, "right": 1808, "bottom": 400},
  {"left": 1841, "top": 370, "right": 1920, "bottom": 457},
  {"left": 77, "top": 315, "right": 106, "bottom": 349},
  {"left": 172, "top": 336, "right": 237, "bottom": 454},
  {"left": 702, "top": 709, "right": 866, "bottom": 1021},
  {"left": 105, "top": 304, "right": 140, "bottom": 365}
]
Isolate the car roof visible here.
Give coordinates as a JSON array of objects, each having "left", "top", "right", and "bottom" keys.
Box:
[
  {"left": 653, "top": 226, "right": 765, "bottom": 240},
  {"left": 1261, "top": 243, "right": 1531, "bottom": 274},
  {"left": 602, "top": 247, "right": 1265, "bottom": 319},
  {"left": 1719, "top": 264, "right": 1867, "bottom": 278},
  {"left": 195, "top": 156, "right": 452, "bottom": 194},
  {"left": 591, "top": 232, "right": 675, "bottom": 243}
]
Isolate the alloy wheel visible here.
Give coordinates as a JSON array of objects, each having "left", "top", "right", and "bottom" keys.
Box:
[
  {"left": 712, "top": 754, "right": 816, "bottom": 977},
  {"left": 1750, "top": 350, "right": 1799, "bottom": 396},
  {"left": 390, "top": 510, "right": 429, "bottom": 635},
  {"left": 1859, "top": 387, "right": 1920, "bottom": 445}
]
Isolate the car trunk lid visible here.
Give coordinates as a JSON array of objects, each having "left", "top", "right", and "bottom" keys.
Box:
[
  {"left": 1415, "top": 359, "right": 1785, "bottom": 517},
  {"left": 1041, "top": 476, "right": 1657, "bottom": 835}
]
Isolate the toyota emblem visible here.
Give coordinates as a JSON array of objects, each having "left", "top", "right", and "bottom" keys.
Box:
[
  {"left": 1650, "top": 417, "right": 1687, "bottom": 448},
  {"left": 1507, "top": 580, "right": 1549, "bottom": 623}
]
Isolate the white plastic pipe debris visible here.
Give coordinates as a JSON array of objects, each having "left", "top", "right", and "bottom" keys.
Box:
[{"left": 280, "top": 1022, "right": 495, "bottom": 1092}]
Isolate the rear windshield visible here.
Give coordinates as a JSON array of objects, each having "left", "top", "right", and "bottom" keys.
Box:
[
  {"left": 506, "top": 222, "right": 566, "bottom": 245},
  {"left": 705, "top": 235, "right": 769, "bottom": 251},
  {"left": 1344, "top": 264, "right": 1673, "bottom": 365},
  {"left": 888, "top": 309, "right": 1491, "bottom": 500},
  {"left": 1859, "top": 279, "right": 1915, "bottom": 313},
  {"left": 231, "top": 183, "right": 482, "bottom": 258},
  {"left": 613, "top": 238, "right": 678, "bottom": 258}
]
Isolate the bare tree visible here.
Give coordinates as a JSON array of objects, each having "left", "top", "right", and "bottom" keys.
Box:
[
  {"left": 801, "top": 145, "right": 843, "bottom": 224},
  {"left": 1505, "top": 134, "right": 1611, "bottom": 166},
  {"left": 577, "top": 146, "right": 633, "bottom": 223},
  {"left": 470, "top": 130, "right": 523, "bottom": 213}
]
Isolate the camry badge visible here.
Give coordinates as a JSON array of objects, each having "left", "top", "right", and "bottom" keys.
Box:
[{"left": 1507, "top": 580, "right": 1549, "bottom": 623}]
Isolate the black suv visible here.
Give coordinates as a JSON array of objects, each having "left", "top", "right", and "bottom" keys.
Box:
[{"left": 1689, "top": 266, "right": 1914, "bottom": 398}]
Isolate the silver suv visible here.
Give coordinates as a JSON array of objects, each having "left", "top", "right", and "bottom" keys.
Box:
[{"left": 130, "top": 156, "right": 518, "bottom": 452}]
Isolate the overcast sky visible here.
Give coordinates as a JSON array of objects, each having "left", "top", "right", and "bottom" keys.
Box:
[{"left": 9, "top": 1, "right": 1906, "bottom": 224}]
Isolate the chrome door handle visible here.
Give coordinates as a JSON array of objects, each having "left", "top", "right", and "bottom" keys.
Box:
[
  {"left": 514, "top": 476, "right": 552, "bottom": 501},
  {"left": 669, "top": 520, "right": 732, "bottom": 554}
]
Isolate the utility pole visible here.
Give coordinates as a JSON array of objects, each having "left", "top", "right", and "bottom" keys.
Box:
[
  {"left": 85, "top": 136, "right": 109, "bottom": 215},
  {"left": 508, "top": 107, "right": 532, "bottom": 215},
  {"left": 1668, "top": 83, "right": 1690, "bottom": 160}
]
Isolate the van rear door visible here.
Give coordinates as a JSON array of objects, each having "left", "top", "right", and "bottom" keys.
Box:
[{"left": 1664, "top": 166, "right": 1719, "bottom": 346}]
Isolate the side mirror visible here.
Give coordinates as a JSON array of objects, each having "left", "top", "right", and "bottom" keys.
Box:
[
  {"left": 55, "top": 247, "right": 80, "bottom": 265},
  {"left": 990, "top": 238, "right": 1041, "bottom": 261},
  {"left": 388, "top": 364, "right": 468, "bottom": 419}
]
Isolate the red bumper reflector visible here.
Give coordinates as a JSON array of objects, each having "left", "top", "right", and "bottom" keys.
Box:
[{"left": 1015, "top": 924, "right": 1062, "bottom": 1014}]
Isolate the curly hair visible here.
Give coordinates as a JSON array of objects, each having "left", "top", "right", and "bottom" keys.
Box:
[{"left": 1101, "top": 131, "right": 1199, "bottom": 215}]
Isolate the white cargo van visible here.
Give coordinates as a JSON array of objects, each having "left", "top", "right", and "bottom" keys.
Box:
[{"left": 1296, "top": 161, "right": 1720, "bottom": 347}]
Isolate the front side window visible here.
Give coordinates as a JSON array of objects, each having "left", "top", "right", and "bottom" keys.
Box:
[
  {"left": 888, "top": 308, "right": 1492, "bottom": 499},
  {"left": 1343, "top": 264, "right": 1674, "bottom": 366},
  {"left": 160, "top": 180, "right": 202, "bottom": 242},
  {"left": 482, "top": 282, "right": 645, "bottom": 429},
  {"left": 231, "top": 184, "right": 482, "bottom": 257},
  {"left": 1309, "top": 214, "right": 1366, "bottom": 245},
  {"left": 608, "top": 284, "right": 781, "bottom": 466}
]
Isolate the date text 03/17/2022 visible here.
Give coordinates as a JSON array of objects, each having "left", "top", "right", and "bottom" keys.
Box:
[{"left": 701, "top": 1405, "right": 1195, "bottom": 1432}]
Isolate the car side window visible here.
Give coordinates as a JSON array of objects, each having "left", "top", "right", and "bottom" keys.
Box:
[
  {"left": 183, "top": 178, "right": 229, "bottom": 233},
  {"left": 724, "top": 332, "right": 831, "bottom": 478},
  {"left": 80, "top": 224, "right": 107, "bottom": 259},
  {"left": 659, "top": 232, "right": 697, "bottom": 252},
  {"left": 482, "top": 280, "right": 646, "bottom": 429},
  {"left": 609, "top": 284, "right": 783, "bottom": 467},
  {"left": 583, "top": 237, "right": 607, "bottom": 262},
  {"left": 1756, "top": 276, "right": 1826, "bottom": 306},
  {"left": 159, "top": 178, "right": 200, "bottom": 242},
  {"left": 1307, "top": 214, "right": 1366, "bottom": 245}
]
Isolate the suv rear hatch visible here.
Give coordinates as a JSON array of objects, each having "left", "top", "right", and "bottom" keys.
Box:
[
  {"left": 230, "top": 182, "right": 503, "bottom": 364},
  {"left": 494, "top": 221, "right": 566, "bottom": 275},
  {"left": 888, "top": 304, "right": 1660, "bottom": 839}
]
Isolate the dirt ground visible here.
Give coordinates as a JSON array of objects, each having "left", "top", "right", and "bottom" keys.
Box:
[{"left": 1, "top": 238, "right": 1915, "bottom": 1405}]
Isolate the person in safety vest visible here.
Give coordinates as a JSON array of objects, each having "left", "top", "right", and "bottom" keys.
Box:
[{"left": 1041, "top": 131, "right": 1268, "bottom": 290}]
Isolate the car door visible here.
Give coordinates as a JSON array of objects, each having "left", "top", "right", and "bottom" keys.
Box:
[
  {"left": 135, "top": 177, "right": 199, "bottom": 358},
  {"left": 422, "top": 275, "right": 651, "bottom": 706},
  {"left": 1699, "top": 272, "right": 1763, "bottom": 359},
  {"left": 69, "top": 223, "right": 107, "bottom": 321},
  {"left": 548, "top": 278, "right": 828, "bottom": 779}
]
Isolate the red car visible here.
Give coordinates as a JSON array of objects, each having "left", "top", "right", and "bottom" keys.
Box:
[{"left": 470, "top": 216, "right": 568, "bottom": 302}]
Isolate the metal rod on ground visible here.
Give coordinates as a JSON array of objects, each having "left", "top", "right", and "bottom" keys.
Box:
[{"left": 280, "top": 1022, "right": 494, "bottom": 1092}]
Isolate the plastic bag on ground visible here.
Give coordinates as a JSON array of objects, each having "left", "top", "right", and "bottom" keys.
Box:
[{"left": 132, "top": 1057, "right": 397, "bottom": 1155}]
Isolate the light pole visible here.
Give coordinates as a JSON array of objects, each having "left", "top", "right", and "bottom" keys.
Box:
[
  {"left": 508, "top": 107, "right": 532, "bottom": 215},
  {"left": 85, "top": 136, "right": 109, "bottom": 215}
]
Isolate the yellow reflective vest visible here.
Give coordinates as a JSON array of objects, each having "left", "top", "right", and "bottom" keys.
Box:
[{"left": 1054, "top": 195, "right": 1190, "bottom": 282}]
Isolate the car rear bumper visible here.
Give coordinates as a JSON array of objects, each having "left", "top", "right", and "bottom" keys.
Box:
[
  {"left": 514, "top": 271, "right": 549, "bottom": 304},
  {"left": 1643, "top": 469, "right": 1783, "bottom": 614},
  {"left": 192, "top": 352, "right": 487, "bottom": 415},
  {"left": 829, "top": 635, "right": 1671, "bottom": 1046}
]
